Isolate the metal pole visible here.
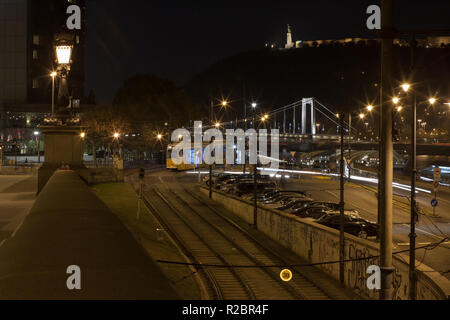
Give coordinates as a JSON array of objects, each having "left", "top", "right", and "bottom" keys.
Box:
[
  {"left": 348, "top": 114, "right": 352, "bottom": 181},
  {"left": 253, "top": 113, "right": 258, "bottom": 229},
  {"left": 339, "top": 114, "right": 346, "bottom": 284},
  {"left": 37, "top": 136, "right": 40, "bottom": 163},
  {"left": 409, "top": 33, "right": 418, "bottom": 300},
  {"left": 210, "top": 100, "right": 214, "bottom": 125},
  {"left": 379, "top": 0, "right": 395, "bottom": 300},
  {"left": 209, "top": 97, "right": 214, "bottom": 199},
  {"left": 209, "top": 165, "right": 213, "bottom": 199},
  {"left": 51, "top": 75, "right": 55, "bottom": 115},
  {"left": 137, "top": 181, "right": 142, "bottom": 219}
]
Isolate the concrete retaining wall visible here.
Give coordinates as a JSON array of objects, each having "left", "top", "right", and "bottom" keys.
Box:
[
  {"left": 76, "top": 167, "right": 124, "bottom": 185},
  {"left": 0, "top": 166, "right": 38, "bottom": 175},
  {"left": 200, "top": 187, "right": 450, "bottom": 300}
]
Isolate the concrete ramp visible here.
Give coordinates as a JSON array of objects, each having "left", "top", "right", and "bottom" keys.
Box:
[{"left": 0, "top": 170, "right": 179, "bottom": 300}]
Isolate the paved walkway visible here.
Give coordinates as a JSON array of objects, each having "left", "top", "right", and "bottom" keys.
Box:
[
  {"left": 0, "top": 176, "right": 37, "bottom": 245},
  {"left": 0, "top": 170, "right": 179, "bottom": 300}
]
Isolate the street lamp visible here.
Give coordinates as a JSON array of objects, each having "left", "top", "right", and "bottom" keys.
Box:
[
  {"left": 401, "top": 83, "right": 411, "bottom": 93},
  {"left": 359, "top": 113, "right": 366, "bottom": 120},
  {"left": 429, "top": 98, "right": 436, "bottom": 105},
  {"left": 54, "top": 34, "right": 74, "bottom": 111},
  {"left": 56, "top": 45, "right": 72, "bottom": 65},
  {"left": 80, "top": 132, "right": 86, "bottom": 139},
  {"left": 367, "top": 105, "right": 374, "bottom": 112},
  {"left": 393, "top": 97, "right": 400, "bottom": 105}
]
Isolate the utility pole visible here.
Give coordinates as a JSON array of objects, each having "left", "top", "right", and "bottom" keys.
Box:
[
  {"left": 51, "top": 73, "right": 56, "bottom": 115},
  {"left": 379, "top": 0, "right": 395, "bottom": 300},
  {"left": 409, "top": 33, "right": 418, "bottom": 301},
  {"left": 339, "top": 114, "right": 345, "bottom": 284},
  {"left": 348, "top": 113, "right": 352, "bottom": 181},
  {"left": 137, "top": 168, "right": 145, "bottom": 219},
  {"left": 209, "top": 165, "right": 213, "bottom": 199},
  {"left": 253, "top": 111, "right": 258, "bottom": 229},
  {"left": 210, "top": 98, "right": 214, "bottom": 199}
]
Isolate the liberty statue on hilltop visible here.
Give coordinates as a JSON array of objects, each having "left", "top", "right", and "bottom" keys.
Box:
[{"left": 286, "top": 24, "right": 294, "bottom": 49}]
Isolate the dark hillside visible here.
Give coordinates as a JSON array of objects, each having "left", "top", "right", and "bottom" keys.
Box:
[{"left": 186, "top": 42, "right": 449, "bottom": 116}]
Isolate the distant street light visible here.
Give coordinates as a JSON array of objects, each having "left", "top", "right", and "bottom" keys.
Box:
[
  {"left": 359, "top": 113, "right": 366, "bottom": 120},
  {"left": 367, "top": 105, "right": 374, "bottom": 112},
  {"left": 157, "top": 134, "right": 163, "bottom": 141},
  {"left": 401, "top": 83, "right": 411, "bottom": 93},
  {"left": 114, "top": 132, "right": 120, "bottom": 139},
  {"left": 80, "top": 132, "right": 86, "bottom": 139},
  {"left": 215, "top": 122, "right": 220, "bottom": 128},
  {"left": 252, "top": 103, "right": 257, "bottom": 109},
  {"left": 396, "top": 106, "right": 403, "bottom": 112},
  {"left": 393, "top": 97, "right": 400, "bottom": 105},
  {"left": 429, "top": 98, "right": 436, "bottom": 105}
]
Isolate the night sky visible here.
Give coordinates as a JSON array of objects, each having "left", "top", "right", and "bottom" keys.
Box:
[{"left": 85, "top": 0, "right": 450, "bottom": 102}]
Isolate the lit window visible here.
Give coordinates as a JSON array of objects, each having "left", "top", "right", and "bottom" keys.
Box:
[
  {"left": 33, "top": 49, "right": 38, "bottom": 59},
  {"left": 33, "top": 35, "right": 40, "bottom": 45},
  {"left": 32, "top": 79, "right": 39, "bottom": 89},
  {"left": 76, "top": 35, "right": 80, "bottom": 44}
]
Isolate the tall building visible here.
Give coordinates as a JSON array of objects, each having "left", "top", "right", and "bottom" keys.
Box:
[
  {"left": 0, "top": 0, "right": 85, "bottom": 113},
  {"left": 0, "top": 0, "right": 86, "bottom": 155}
]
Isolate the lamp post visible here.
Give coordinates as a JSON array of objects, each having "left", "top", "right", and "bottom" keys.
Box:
[
  {"left": 339, "top": 113, "right": 346, "bottom": 284},
  {"left": 253, "top": 106, "right": 258, "bottom": 229},
  {"left": 54, "top": 34, "right": 73, "bottom": 112},
  {"left": 34, "top": 131, "right": 41, "bottom": 163},
  {"left": 401, "top": 81, "right": 418, "bottom": 301},
  {"left": 50, "top": 72, "right": 57, "bottom": 115}
]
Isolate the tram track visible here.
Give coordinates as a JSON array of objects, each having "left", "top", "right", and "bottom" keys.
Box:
[
  {"left": 147, "top": 174, "right": 334, "bottom": 300},
  {"left": 131, "top": 171, "right": 353, "bottom": 300}
]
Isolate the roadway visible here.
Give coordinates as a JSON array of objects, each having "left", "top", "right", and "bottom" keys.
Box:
[{"left": 280, "top": 176, "right": 450, "bottom": 280}]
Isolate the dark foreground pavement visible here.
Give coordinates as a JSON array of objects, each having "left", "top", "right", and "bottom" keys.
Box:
[{"left": 0, "top": 170, "right": 179, "bottom": 300}]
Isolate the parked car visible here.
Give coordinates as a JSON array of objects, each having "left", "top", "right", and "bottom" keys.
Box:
[
  {"left": 274, "top": 198, "right": 314, "bottom": 211},
  {"left": 316, "top": 214, "right": 379, "bottom": 239},
  {"left": 232, "top": 182, "right": 276, "bottom": 197},
  {"left": 291, "top": 206, "right": 334, "bottom": 219}
]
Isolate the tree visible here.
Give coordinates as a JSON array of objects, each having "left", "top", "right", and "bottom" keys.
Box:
[
  {"left": 82, "top": 104, "right": 131, "bottom": 166},
  {"left": 113, "top": 74, "right": 201, "bottom": 128}
]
